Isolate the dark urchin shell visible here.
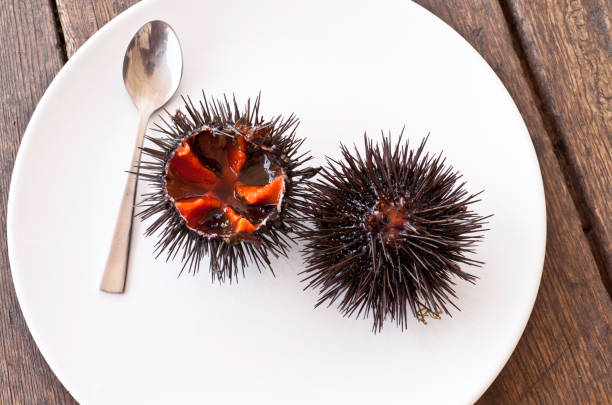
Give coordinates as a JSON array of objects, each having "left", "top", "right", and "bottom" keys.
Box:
[
  {"left": 136, "top": 93, "right": 317, "bottom": 282},
  {"left": 300, "top": 132, "right": 489, "bottom": 332}
]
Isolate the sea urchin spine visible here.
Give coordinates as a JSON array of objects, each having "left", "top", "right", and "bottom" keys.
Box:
[{"left": 300, "top": 132, "right": 489, "bottom": 332}]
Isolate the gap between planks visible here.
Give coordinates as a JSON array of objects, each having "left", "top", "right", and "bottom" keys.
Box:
[{"left": 49, "top": 0, "right": 68, "bottom": 62}]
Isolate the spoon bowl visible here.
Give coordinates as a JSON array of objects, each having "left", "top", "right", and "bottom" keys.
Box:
[{"left": 122, "top": 20, "right": 183, "bottom": 112}]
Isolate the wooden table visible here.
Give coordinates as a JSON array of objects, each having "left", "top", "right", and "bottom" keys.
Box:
[{"left": 1, "top": 1, "right": 610, "bottom": 403}]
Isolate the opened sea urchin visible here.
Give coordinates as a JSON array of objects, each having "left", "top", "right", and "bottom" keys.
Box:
[
  {"left": 301, "top": 132, "right": 489, "bottom": 332},
  {"left": 137, "top": 94, "right": 316, "bottom": 281}
]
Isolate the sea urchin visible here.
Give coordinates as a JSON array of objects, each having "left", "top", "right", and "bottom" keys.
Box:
[
  {"left": 136, "top": 93, "right": 317, "bottom": 282},
  {"left": 301, "top": 132, "right": 489, "bottom": 332}
]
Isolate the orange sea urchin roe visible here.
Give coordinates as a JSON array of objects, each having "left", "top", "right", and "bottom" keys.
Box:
[
  {"left": 235, "top": 175, "right": 285, "bottom": 205},
  {"left": 226, "top": 136, "right": 247, "bottom": 177},
  {"left": 164, "top": 127, "right": 285, "bottom": 237},
  {"left": 170, "top": 142, "right": 217, "bottom": 186},
  {"left": 223, "top": 206, "right": 257, "bottom": 233},
  {"left": 175, "top": 196, "right": 221, "bottom": 228}
]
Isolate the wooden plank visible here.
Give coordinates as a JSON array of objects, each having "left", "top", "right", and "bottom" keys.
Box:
[
  {"left": 506, "top": 0, "right": 612, "bottom": 283},
  {"left": 0, "top": 1, "right": 75, "bottom": 404},
  {"left": 57, "top": 0, "right": 138, "bottom": 58},
  {"left": 413, "top": 0, "right": 612, "bottom": 403}
]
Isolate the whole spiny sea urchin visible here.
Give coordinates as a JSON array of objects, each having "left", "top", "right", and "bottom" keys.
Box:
[
  {"left": 136, "top": 93, "right": 317, "bottom": 282},
  {"left": 301, "top": 132, "right": 489, "bottom": 332}
]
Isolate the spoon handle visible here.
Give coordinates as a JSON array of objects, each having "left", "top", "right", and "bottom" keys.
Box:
[{"left": 100, "top": 112, "right": 150, "bottom": 293}]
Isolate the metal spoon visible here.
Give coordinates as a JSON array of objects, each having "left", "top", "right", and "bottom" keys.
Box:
[{"left": 100, "top": 20, "right": 183, "bottom": 293}]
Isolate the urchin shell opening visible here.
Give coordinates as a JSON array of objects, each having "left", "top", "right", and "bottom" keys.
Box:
[
  {"left": 135, "top": 93, "right": 318, "bottom": 282},
  {"left": 163, "top": 124, "right": 287, "bottom": 240},
  {"left": 300, "top": 131, "right": 490, "bottom": 332},
  {"left": 364, "top": 198, "right": 419, "bottom": 241}
]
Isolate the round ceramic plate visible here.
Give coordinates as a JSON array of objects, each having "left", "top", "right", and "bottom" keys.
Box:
[{"left": 7, "top": 0, "right": 546, "bottom": 404}]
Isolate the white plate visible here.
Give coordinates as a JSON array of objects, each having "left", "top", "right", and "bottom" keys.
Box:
[{"left": 7, "top": 0, "right": 546, "bottom": 404}]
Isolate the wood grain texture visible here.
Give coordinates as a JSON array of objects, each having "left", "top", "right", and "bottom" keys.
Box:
[
  {"left": 57, "top": 0, "right": 138, "bottom": 57},
  {"left": 413, "top": 0, "right": 612, "bottom": 403},
  {"left": 506, "top": 0, "right": 612, "bottom": 283},
  {"left": 0, "top": 1, "right": 75, "bottom": 404}
]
